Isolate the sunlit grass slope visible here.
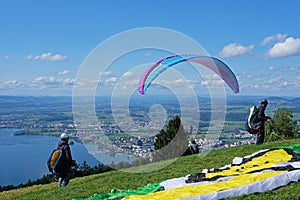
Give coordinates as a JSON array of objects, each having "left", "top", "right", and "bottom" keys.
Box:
[{"left": 1, "top": 139, "right": 299, "bottom": 200}]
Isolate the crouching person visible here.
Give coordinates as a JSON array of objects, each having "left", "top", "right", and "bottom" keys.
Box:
[{"left": 188, "top": 140, "right": 200, "bottom": 154}]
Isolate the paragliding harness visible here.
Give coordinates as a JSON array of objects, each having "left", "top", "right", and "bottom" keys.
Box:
[
  {"left": 245, "top": 106, "right": 262, "bottom": 134},
  {"left": 47, "top": 148, "right": 63, "bottom": 175}
]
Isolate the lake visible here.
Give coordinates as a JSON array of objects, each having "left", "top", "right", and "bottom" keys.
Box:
[{"left": 0, "top": 129, "right": 134, "bottom": 186}]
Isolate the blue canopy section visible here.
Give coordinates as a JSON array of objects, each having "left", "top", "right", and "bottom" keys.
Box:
[{"left": 139, "top": 55, "right": 239, "bottom": 94}]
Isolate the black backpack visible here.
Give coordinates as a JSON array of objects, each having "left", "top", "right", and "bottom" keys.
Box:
[{"left": 245, "top": 106, "right": 262, "bottom": 134}]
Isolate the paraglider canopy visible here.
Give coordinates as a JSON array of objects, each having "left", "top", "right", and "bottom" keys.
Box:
[{"left": 138, "top": 54, "right": 239, "bottom": 95}]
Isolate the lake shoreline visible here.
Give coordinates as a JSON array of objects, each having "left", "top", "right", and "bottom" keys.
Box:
[{"left": 0, "top": 128, "right": 135, "bottom": 186}]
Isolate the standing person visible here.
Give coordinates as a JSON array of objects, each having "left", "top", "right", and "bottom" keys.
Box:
[
  {"left": 256, "top": 99, "right": 271, "bottom": 145},
  {"left": 56, "top": 132, "right": 76, "bottom": 187}
]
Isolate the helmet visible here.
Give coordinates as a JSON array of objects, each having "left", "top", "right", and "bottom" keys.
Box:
[
  {"left": 261, "top": 99, "right": 268, "bottom": 105},
  {"left": 60, "top": 133, "right": 69, "bottom": 141}
]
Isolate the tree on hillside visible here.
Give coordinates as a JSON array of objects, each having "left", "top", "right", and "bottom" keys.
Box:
[
  {"left": 152, "top": 115, "right": 189, "bottom": 161},
  {"left": 266, "top": 108, "right": 299, "bottom": 140}
]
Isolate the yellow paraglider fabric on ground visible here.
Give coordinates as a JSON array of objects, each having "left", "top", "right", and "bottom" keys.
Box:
[
  {"left": 123, "top": 171, "right": 284, "bottom": 200},
  {"left": 73, "top": 145, "right": 300, "bottom": 200},
  {"left": 205, "top": 149, "right": 291, "bottom": 179},
  {"left": 124, "top": 147, "right": 299, "bottom": 200}
]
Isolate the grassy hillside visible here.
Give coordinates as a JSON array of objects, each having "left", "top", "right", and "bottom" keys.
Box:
[{"left": 1, "top": 139, "right": 300, "bottom": 200}]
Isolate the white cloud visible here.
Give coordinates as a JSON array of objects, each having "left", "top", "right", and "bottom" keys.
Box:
[
  {"left": 174, "top": 78, "right": 185, "bottom": 84},
  {"left": 268, "top": 66, "right": 277, "bottom": 71},
  {"left": 31, "top": 77, "right": 74, "bottom": 87},
  {"left": 287, "top": 76, "right": 300, "bottom": 90},
  {"left": 63, "top": 79, "right": 74, "bottom": 86},
  {"left": 283, "top": 66, "right": 297, "bottom": 72},
  {"left": 280, "top": 81, "right": 288, "bottom": 87},
  {"left": 260, "top": 34, "right": 288, "bottom": 46},
  {"left": 74, "top": 80, "right": 98, "bottom": 88},
  {"left": 0, "top": 80, "right": 21, "bottom": 88},
  {"left": 267, "top": 76, "right": 283, "bottom": 84},
  {"left": 98, "top": 71, "right": 113, "bottom": 76},
  {"left": 25, "top": 52, "right": 66, "bottom": 61},
  {"left": 144, "top": 52, "right": 152, "bottom": 57},
  {"left": 236, "top": 71, "right": 299, "bottom": 95},
  {"left": 266, "top": 37, "right": 300, "bottom": 58},
  {"left": 58, "top": 70, "right": 70, "bottom": 75},
  {"left": 219, "top": 43, "right": 254, "bottom": 58},
  {"left": 6, "top": 80, "right": 19, "bottom": 85},
  {"left": 200, "top": 74, "right": 224, "bottom": 87},
  {"left": 123, "top": 71, "right": 135, "bottom": 78},
  {"left": 3, "top": 55, "right": 10, "bottom": 60},
  {"left": 201, "top": 79, "right": 224, "bottom": 87},
  {"left": 33, "top": 77, "right": 60, "bottom": 84},
  {"left": 105, "top": 77, "right": 118, "bottom": 83},
  {"left": 268, "top": 65, "right": 296, "bottom": 72}
]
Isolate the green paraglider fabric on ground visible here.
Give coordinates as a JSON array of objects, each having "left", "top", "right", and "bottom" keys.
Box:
[
  {"left": 73, "top": 144, "right": 300, "bottom": 200},
  {"left": 275, "top": 144, "right": 300, "bottom": 154},
  {"left": 72, "top": 183, "right": 162, "bottom": 200}
]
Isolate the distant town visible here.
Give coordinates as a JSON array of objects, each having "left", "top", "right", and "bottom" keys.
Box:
[{"left": 0, "top": 95, "right": 299, "bottom": 162}]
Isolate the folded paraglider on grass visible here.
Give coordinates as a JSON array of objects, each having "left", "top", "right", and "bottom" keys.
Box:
[{"left": 73, "top": 144, "right": 300, "bottom": 200}]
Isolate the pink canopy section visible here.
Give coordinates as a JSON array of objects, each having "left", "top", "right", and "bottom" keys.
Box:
[{"left": 138, "top": 55, "right": 239, "bottom": 95}]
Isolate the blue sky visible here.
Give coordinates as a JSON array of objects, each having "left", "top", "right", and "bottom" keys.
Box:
[{"left": 0, "top": 0, "right": 300, "bottom": 97}]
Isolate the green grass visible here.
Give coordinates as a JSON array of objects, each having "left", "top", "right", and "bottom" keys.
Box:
[{"left": 1, "top": 139, "right": 300, "bottom": 200}]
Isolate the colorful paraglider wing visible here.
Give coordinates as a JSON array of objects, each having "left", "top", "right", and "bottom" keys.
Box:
[
  {"left": 138, "top": 55, "right": 239, "bottom": 94},
  {"left": 188, "top": 56, "right": 239, "bottom": 94}
]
